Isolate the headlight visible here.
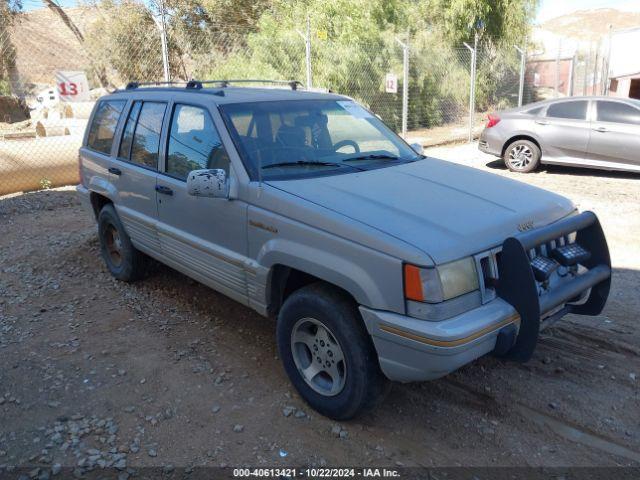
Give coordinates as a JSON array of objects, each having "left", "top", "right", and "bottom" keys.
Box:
[{"left": 404, "top": 257, "right": 479, "bottom": 303}]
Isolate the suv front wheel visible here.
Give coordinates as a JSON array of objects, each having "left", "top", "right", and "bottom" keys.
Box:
[
  {"left": 98, "top": 204, "right": 147, "bottom": 282},
  {"left": 276, "top": 283, "right": 389, "bottom": 420}
]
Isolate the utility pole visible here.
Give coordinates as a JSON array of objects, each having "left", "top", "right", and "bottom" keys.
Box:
[{"left": 157, "top": 0, "right": 171, "bottom": 83}]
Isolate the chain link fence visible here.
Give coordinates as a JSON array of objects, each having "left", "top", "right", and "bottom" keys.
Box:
[{"left": 0, "top": 5, "right": 617, "bottom": 196}]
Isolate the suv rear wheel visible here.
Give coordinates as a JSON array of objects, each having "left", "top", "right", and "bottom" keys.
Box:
[
  {"left": 276, "top": 283, "right": 389, "bottom": 420},
  {"left": 503, "top": 139, "right": 541, "bottom": 173},
  {"left": 98, "top": 204, "right": 147, "bottom": 282}
]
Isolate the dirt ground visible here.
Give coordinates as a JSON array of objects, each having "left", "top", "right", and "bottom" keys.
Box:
[{"left": 1, "top": 144, "right": 639, "bottom": 476}]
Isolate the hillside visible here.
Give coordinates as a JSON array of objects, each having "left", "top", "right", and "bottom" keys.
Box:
[
  {"left": 9, "top": 7, "right": 99, "bottom": 88},
  {"left": 540, "top": 8, "right": 640, "bottom": 40}
]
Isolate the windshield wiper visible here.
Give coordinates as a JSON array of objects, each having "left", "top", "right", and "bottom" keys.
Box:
[
  {"left": 342, "top": 154, "right": 401, "bottom": 162},
  {"left": 262, "top": 160, "right": 364, "bottom": 171}
]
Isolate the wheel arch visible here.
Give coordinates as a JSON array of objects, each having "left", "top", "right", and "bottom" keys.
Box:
[{"left": 266, "top": 264, "right": 360, "bottom": 318}]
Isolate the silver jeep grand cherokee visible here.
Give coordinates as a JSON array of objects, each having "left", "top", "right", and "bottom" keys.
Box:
[{"left": 77, "top": 80, "right": 612, "bottom": 419}]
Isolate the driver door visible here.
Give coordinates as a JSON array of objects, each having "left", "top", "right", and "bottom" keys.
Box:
[{"left": 155, "top": 101, "right": 249, "bottom": 305}]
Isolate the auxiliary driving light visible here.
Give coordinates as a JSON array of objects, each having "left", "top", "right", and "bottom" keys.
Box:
[
  {"left": 531, "top": 255, "right": 558, "bottom": 282},
  {"left": 551, "top": 243, "right": 591, "bottom": 267}
]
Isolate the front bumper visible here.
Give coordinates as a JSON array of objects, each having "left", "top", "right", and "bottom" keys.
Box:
[
  {"left": 361, "top": 299, "right": 520, "bottom": 382},
  {"left": 362, "top": 211, "right": 611, "bottom": 382}
]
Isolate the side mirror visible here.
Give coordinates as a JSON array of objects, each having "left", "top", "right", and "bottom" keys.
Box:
[
  {"left": 410, "top": 142, "right": 424, "bottom": 155},
  {"left": 187, "top": 169, "right": 228, "bottom": 198}
]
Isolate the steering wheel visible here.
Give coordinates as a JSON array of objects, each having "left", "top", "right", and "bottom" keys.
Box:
[{"left": 333, "top": 139, "right": 360, "bottom": 154}]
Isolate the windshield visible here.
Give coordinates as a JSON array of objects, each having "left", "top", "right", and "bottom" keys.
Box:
[{"left": 219, "top": 99, "right": 421, "bottom": 180}]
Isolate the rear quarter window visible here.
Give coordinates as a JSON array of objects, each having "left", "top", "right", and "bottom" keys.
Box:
[{"left": 86, "top": 100, "right": 126, "bottom": 155}]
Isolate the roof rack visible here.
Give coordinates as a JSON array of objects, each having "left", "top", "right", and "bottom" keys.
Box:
[{"left": 125, "top": 79, "right": 302, "bottom": 91}]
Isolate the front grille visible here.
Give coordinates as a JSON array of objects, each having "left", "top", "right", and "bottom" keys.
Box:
[{"left": 475, "top": 232, "right": 580, "bottom": 304}]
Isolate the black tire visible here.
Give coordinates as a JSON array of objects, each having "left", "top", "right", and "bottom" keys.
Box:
[
  {"left": 503, "top": 139, "right": 541, "bottom": 173},
  {"left": 276, "top": 282, "right": 390, "bottom": 420},
  {"left": 97, "top": 203, "right": 147, "bottom": 282}
]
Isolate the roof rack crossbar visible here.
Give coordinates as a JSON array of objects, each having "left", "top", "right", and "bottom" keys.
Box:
[
  {"left": 195, "top": 79, "right": 302, "bottom": 90},
  {"left": 124, "top": 79, "right": 302, "bottom": 91}
]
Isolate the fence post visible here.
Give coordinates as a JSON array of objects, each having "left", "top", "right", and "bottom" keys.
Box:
[
  {"left": 463, "top": 32, "right": 477, "bottom": 143},
  {"left": 395, "top": 36, "right": 409, "bottom": 138},
  {"left": 515, "top": 40, "right": 527, "bottom": 107},
  {"left": 554, "top": 38, "right": 561, "bottom": 97},
  {"left": 297, "top": 16, "right": 313, "bottom": 89}
]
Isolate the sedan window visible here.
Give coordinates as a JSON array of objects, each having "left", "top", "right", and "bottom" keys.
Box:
[
  {"left": 546, "top": 101, "right": 588, "bottom": 120},
  {"left": 596, "top": 101, "right": 640, "bottom": 125}
]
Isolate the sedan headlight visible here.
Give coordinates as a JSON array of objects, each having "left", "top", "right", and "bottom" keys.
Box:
[{"left": 404, "top": 257, "right": 479, "bottom": 303}]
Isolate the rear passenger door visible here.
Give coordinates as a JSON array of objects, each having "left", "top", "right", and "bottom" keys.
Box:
[
  {"left": 587, "top": 100, "right": 640, "bottom": 169},
  {"left": 111, "top": 100, "right": 168, "bottom": 255},
  {"left": 155, "top": 102, "right": 249, "bottom": 305},
  {"left": 537, "top": 100, "right": 590, "bottom": 164}
]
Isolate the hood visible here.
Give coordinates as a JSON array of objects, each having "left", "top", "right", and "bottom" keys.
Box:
[{"left": 267, "top": 158, "right": 575, "bottom": 264}]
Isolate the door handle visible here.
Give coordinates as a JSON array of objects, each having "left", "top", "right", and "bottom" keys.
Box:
[
  {"left": 535, "top": 120, "right": 548, "bottom": 125},
  {"left": 108, "top": 167, "right": 122, "bottom": 176},
  {"left": 155, "top": 185, "right": 173, "bottom": 196},
  {"left": 593, "top": 127, "right": 608, "bottom": 133}
]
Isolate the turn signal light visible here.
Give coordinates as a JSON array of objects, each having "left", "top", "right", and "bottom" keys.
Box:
[{"left": 404, "top": 264, "right": 424, "bottom": 302}]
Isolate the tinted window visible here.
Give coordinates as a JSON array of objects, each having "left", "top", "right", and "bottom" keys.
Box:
[
  {"left": 130, "top": 102, "right": 166, "bottom": 169},
  {"left": 166, "top": 105, "right": 230, "bottom": 180},
  {"left": 596, "top": 101, "right": 640, "bottom": 125},
  {"left": 546, "top": 101, "right": 588, "bottom": 120},
  {"left": 118, "top": 101, "right": 142, "bottom": 159},
  {"left": 87, "top": 100, "right": 126, "bottom": 154}
]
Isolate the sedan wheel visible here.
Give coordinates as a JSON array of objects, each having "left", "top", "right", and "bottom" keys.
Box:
[{"left": 503, "top": 139, "right": 541, "bottom": 173}]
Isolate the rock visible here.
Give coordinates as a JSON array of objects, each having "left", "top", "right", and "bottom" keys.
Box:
[
  {"left": 630, "top": 373, "right": 637, "bottom": 381},
  {"left": 548, "top": 402, "right": 558, "bottom": 410},
  {"left": 147, "top": 448, "right": 157, "bottom": 457},
  {"left": 282, "top": 406, "right": 295, "bottom": 417},
  {"left": 339, "top": 430, "right": 348, "bottom": 439},
  {"left": 330, "top": 425, "right": 342, "bottom": 437},
  {"left": 113, "top": 458, "right": 127, "bottom": 470},
  {"left": 117, "top": 369, "right": 126, "bottom": 376},
  {"left": 542, "top": 357, "right": 552, "bottom": 365},
  {"left": 233, "top": 424, "right": 244, "bottom": 433},
  {"left": 211, "top": 405, "right": 221, "bottom": 414},
  {"left": 51, "top": 464, "right": 62, "bottom": 476},
  {"left": 123, "top": 406, "right": 135, "bottom": 413},
  {"left": 163, "top": 465, "right": 174, "bottom": 473},
  {"left": 294, "top": 409, "right": 306, "bottom": 418}
]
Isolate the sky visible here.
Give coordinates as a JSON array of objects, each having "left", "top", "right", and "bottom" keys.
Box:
[{"left": 20, "top": 0, "right": 640, "bottom": 23}]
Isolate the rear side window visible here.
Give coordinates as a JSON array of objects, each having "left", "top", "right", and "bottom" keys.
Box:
[
  {"left": 546, "top": 101, "right": 588, "bottom": 120},
  {"left": 86, "top": 100, "right": 126, "bottom": 154},
  {"left": 118, "top": 101, "right": 166, "bottom": 169},
  {"left": 526, "top": 106, "right": 543, "bottom": 115},
  {"left": 166, "top": 104, "right": 230, "bottom": 180},
  {"left": 596, "top": 101, "right": 640, "bottom": 125}
]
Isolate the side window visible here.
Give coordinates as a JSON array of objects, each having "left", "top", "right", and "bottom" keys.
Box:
[
  {"left": 596, "top": 101, "right": 640, "bottom": 125},
  {"left": 86, "top": 100, "right": 126, "bottom": 154},
  {"left": 166, "top": 104, "right": 230, "bottom": 180},
  {"left": 128, "top": 102, "right": 166, "bottom": 169},
  {"left": 546, "top": 101, "right": 588, "bottom": 120},
  {"left": 118, "top": 101, "right": 142, "bottom": 159}
]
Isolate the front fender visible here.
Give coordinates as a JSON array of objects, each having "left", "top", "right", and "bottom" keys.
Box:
[{"left": 249, "top": 208, "right": 405, "bottom": 314}]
